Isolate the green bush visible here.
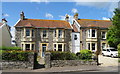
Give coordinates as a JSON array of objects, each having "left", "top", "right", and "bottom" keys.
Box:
[
  {"left": 117, "top": 44, "right": 120, "bottom": 62},
  {"left": 50, "top": 51, "right": 78, "bottom": 60},
  {"left": 77, "top": 49, "right": 92, "bottom": 60},
  {"left": 0, "top": 46, "right": 21, "bottom": 50},
  {"left": 1, "top": 50, "right": 33, "bottom": 61}
]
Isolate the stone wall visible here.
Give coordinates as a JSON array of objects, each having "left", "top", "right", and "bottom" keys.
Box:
[
  {"left": 45, "top": 52, "right": 97, "bottom": 68},
  {"left": 51, "top": 60, "right": 97, "bottom": 67},
  {"left": 0, "top": 53, "right": 35, "bottom": 70}
]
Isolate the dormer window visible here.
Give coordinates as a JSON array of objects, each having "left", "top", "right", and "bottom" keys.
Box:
[
  {"left": 74, "top": 34, "right": 77, "bottom": 40},
  {"left": 26, "top": 29, "right": 30, "bottom": 36}
]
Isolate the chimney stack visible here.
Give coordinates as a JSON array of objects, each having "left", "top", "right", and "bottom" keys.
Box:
[
  {"left": 20, "top": 11, "right": 25, "bottom": 20},
  {"left": 74, "top": 13, "right": 78, "bottom": 20},
  {"left": 2, "top": 18, "right": 7, "bottom": 24},
  {"left": 65, "top": 14, "right": 69, "bottom": 22}
]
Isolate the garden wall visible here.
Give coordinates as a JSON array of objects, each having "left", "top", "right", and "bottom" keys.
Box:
[
  {"left": 45, "top": 52, "right": 97, "bottom": 68},
  {"left": 0, "top": 52, "right": 35, "bottom": 70}
]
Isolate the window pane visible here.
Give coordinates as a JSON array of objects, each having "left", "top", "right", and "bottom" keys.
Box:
[
  {"left": 43, "top": 30, "right": 47, "bottom": 37},
  {"left": 74, "top": 35, "right": 77, "bottom": 40},
  {"left": 102, "top": 32, "right": 105, "bottom": 39},
  {"left": 54, "top": 30, "right": 56, "bottom": 37},
  {"left": 26, "top": 44, "right": 30, "bottom": 50},
  {"left": 26, "top": 29, "right": 30, "bottom": 36},
  {"left": 87, "top": 43, "right": 90, "bottom": 50},
  {"left": 32, "top": 29, "right": 34, "bottom": 37},
  {"left": 92, "top": 43, "right": 95, "bottom": 50},
  {"left": 32, "top": 44, "right": 34, "bottom": 50},
  {"left": 58, "top": 44, "right": 62, "bottom": 51},
  {"left": 88, "top": 29, "right": 90, "bottom": 37},
  {"left": 92, "top": 29, "right": 95, "bottom": 37},
  {"left": 58, "top": 30, "right": 62, "bottom": 38},
  {"left": 54, "top": 44, "right": 56, "bottom": 51}
]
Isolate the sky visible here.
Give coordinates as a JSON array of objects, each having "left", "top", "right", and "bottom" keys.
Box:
[{"left": 1, "top": 1, "right": 119, "bottom": 40}]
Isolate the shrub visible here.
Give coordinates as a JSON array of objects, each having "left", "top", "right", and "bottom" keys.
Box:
[
  {"left": 77, "top": 49, "right": 92, "bottom": 60},
  {"left": 50, "top": 51, "right": 78, "bottom": 60},
  {"left": 1, "top": 50, "right": 33, "bottom": 61},
  {"left": 0, "top": 46, "right": 21, "bottom": 50},
  {"left": 117, "top": 44, "right": 120, "bottom": 60}
]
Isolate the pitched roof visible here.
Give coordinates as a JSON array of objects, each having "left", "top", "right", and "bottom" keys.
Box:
[
  {"left": 15, "top": 19, "right": 72, "bottom": 29},
  {"left": 72, "top": 24, "right": 79, "bottom": 32},
  {"left": 76, "top": 19, "right": 112, "bottom": 28}
]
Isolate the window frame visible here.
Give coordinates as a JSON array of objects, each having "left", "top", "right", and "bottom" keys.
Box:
[
  {"left": 101, "top": 31, "right": 106, "bottom": 39},
  {"left": 26, "top": 29, "right": 30, "bottom": 37},
  {"left": 58, "top": 30, "right": 63, "bottom": 38},
  {"left": 42, "top": 30, "right": 47, "bottom": 38}
]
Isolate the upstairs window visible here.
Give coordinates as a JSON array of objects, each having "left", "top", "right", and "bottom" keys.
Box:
[
  {"left": 26, "top": 29, "right": 30, "bottom": 36},
  {"left": 32, "top": 29, "right": 34, "bottom": 37},
  {"left": 74, "top": 34, "right": 77, "bottom": 40},
  {"left": 43, "top": 30, "right": 47, "bottom": 38},
  {"left": 58, "top": 30, "right": 62, "bottom": 38},
  {"left": 54, "top": 30, "right": 57, "bottom": 37},
  {"left": 92, "top": 29, "right": 96, "bottom": 37},
  {"left": 102, "top": 32, "right": 106, "bottom": 39},
  {"left": 88, "top": 29, "right": 90, "bottom": 38}
]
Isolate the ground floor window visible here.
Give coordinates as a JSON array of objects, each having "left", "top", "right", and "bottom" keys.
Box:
[
  {"left": 54, "top": 44, "right": 56, "bottom": 51},
  {"left": 102, "top": 43, "right": 106, "bottom": 49},
  {"left": 87, "top": 43, "right": 90, "bottom": 50},
  {"left": 25, "top": 44, "right": 30, "bottom": 50},
  {"left": 92, "top": 43, "right": 95, "bottom": 51},
  {"left": 32, "top": 44, "right": 34, "bottom": 50},
  {"left": 53, "top": 43, "right": 64, "bottom": 51},
  {"left": 87, "top": 42, "right": 96, "bottom": 51},
  {"left": 58, "top": 44, "right": 62, "bottom": 51}
]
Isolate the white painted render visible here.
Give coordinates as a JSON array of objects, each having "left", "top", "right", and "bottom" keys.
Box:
[
  {"left": 0, "top": 23, "right": 11, "bottom": 47},
  {"left": 72, "top": 32, "right": 80, "bottom": 53}
]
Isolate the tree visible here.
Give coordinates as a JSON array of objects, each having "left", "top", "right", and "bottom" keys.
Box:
[{"left": 107, "top": 8, "right": 120, "bottom": 48}]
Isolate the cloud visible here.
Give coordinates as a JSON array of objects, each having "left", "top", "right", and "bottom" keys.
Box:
[
  {"left": 102, "top": 17, "right": 110, "bottom": 20},
  {"left": 45, "top": 13, "right": 53, "bottom": 19},
  {"left": 59, "top": 14, "right": 74, "bottom": 24},
  {"left": 10, "top": 26, "right": 15, "bottom": 40},
  {"left": 71, "top": 8, "right": 78, "bottom": 13},
  {"left": 2, "top": 13, "right": 9, "bottom": 17}
]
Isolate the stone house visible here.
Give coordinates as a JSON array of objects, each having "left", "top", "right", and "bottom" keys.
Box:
[
  {"left": 0, "top": 19, "right": 12, "bottom": 47},
  {"left": 14, "top": 12, "right": 72, "bottom": 58},
  {"left": 72, "top": 13, "right": 112, "bottom": 53}
]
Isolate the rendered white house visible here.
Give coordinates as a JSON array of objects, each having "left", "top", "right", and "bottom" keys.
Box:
[{"left": 0, "top": 19, "right": 12, "bottom": 47}]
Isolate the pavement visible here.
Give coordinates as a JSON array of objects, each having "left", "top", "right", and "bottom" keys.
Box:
[{"left": 1, "top": 55, "right": 119, "bottom": 72}]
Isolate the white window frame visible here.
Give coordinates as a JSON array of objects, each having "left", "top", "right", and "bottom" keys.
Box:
[
  {"left": 58, "top": 30, "right": 63, "bottom": 38},
  {"left": 87, "top": 29, "right": 97, "bottom": 38},
  {"left": 101, "top": 31, "right": 106, "bottom": 39},
  {"left": 32, "top": 29, "right": 35, "bottom": 37},
  {"left": 26, "top": 29, "right": 30, "bottom": 37},
  {"left": 42, "top": 30, "right": 48, "bottom": 38}
]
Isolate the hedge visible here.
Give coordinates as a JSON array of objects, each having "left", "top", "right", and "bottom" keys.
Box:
[
  {"left": 0, "top": 50, "right": 33, "bottom": 61},
  {"left": 0, "top": 46, "right": 21, "bottom": 50},
  {"left": 76, "top": 49, "right": 92, "bottom": 60},
  {"left": 50, "top": 51, "right": 78, "bottom": 60}
]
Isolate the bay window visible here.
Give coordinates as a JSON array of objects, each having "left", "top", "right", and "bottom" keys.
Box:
[{"left": 87, "top": 29, "right": 96, "bottom": 38}]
